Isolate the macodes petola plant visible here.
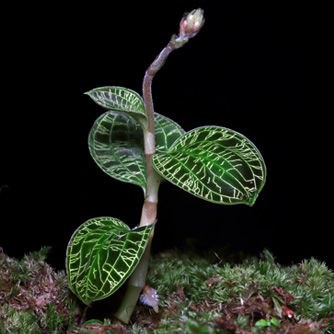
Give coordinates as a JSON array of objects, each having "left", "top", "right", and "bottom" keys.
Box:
[{"left": 66, "top": 9, "right": 266, "bottom": 323}]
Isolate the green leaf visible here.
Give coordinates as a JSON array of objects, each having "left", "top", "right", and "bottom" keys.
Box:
[
  {"left": 88, "top": 111, "right": 185, "bottom": 191},
  {"left": 66, "top": 217, "right": 155, "bottom": 305},
  {"left": 255, "top": 319, "right": 269, "bottom": 327},
  {"left": 83, "top": 319, "right": 104, "bottom": 326},
  {"left": 151, "top": 126, "right": 266, "bottom": 206},
  {"left": 85, "top": 86, "right": 147, "bottom": 127},
  {"left": 270, "top": 317, "right": 280, "bottom": 327},
  {"left": 272, "top": 296, "right": 283, "bottom": 318},
  {"left": 154, "top": 113, "right": 185, "bottom": 153},
  {"left": 89, "top": 111, "right": 147, "bottom": 190}
]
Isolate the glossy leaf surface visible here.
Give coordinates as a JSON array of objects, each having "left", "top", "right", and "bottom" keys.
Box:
[
  {"left": 152, "top": 126, "right": 266, "bottom": 206},
  {"left": 89, "top": 111, "right": 147, "bottom": 190},
  {"left": 85, "top": 87, "right": 147, "bottom": 127},
  {"left": 154, "top": 113, "right": 185, "bottom": 153},
  {"left": 89, "top": 111, "right": 185, "bottom": 191},
  {"left": 66, "top": 217, "right": 155, "bottom": 305}
]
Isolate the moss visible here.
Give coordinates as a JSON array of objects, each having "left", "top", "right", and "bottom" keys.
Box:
[
  {"left": 0, "top": 247, "right": 333, "bottom": 333},
  {"left": 0, "top": 247, "right": 81, "bottom": 333},
  {"left": 140, "top": 248, "right": 334, "bottom": 333}
]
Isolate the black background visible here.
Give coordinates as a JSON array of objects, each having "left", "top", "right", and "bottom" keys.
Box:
[{"left": 1, "top": 3, "right": 331, "bottom": 270}]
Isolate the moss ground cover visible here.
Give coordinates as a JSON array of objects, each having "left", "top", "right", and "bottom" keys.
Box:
[{"left": 1, "top": 247, "right": 333, "bottom": 333}]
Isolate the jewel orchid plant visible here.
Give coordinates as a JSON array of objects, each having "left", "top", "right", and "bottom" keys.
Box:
[{"left": 66, "top": 9, "right": 266, "bottom": 324}]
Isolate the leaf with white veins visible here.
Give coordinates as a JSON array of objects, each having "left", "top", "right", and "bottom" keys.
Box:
[
  {"left": 152, "top": 126, "right": 266, "bottom": 206},
  {"left": 66, "top": 217, "right": 155, "bottom": 305}
]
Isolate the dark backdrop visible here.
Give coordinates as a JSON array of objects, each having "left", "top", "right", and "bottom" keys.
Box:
[{"left": 2, "top": 3, "right": 330, "bottom": 270}]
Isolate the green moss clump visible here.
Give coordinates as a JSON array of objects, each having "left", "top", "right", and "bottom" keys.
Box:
[
  {"left": 0, "top": 247, "right": 80, "bottom": 333},
  {"left": 1, "top": 247, "right": 333, "bottom": 333},
  {"left": 139, "top": 248, "right": 334, "bottom": 333}
]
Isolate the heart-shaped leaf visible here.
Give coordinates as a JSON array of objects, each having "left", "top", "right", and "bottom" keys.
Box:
[
  {"left": 152, "top": 126, "right": 266, "bottom": 206},
  {"left": 89, "top": 111, "right": 185, "bottom": 192},
  {"left": 85, "top": 87, "right": 147, "bottom": 127},
  {"left": 66, "top": 217, "right": 155, "bottom": 305},
  {"left": 89, "top": 111, "right": 147, "bottom": 190}
]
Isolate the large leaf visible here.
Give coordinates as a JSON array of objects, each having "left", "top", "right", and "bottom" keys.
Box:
[
  {"left": 152, "top": 126, "right": 266, "bottom": 206},
  {"left": 66, "top": 217, "right": 155, "bottom": 305},
  {"left": 89, "top": 111, "right": 147, "bottom": 190},
  {"left": 89, "top": 111, "right": 185, "bottom": 191},
  {"left": 85, "top": 86, "right": 147, "bottom": 127}
]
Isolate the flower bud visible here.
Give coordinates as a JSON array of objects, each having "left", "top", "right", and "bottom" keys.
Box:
[
  {"left": 179, "top": 8, "right": 205, "bottom": 40},
  {"left": 169, "top": 8, "right": 205, "bottom": 49}
]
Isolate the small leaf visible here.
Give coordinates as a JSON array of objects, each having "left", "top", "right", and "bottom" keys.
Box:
[
  {"left": 89, "top": 111, "right": 147, "bottom": 190},
  {"left": 152, "top": 126, "right": 266, "bottom": 206},
  {"left": 83, "top": 319, "right": 104, "bottom": 326},
  {"left": 271, "top": 317, "right": 280, "bottom": 327},
  {"left": 66, "top": 217, "right": 155, "bottom": 305},
  {"left": 272, "top": 296, "right": 283, "bottom": 318},
  {"left": 255, "top": 319, "right": 269, "bottom": 327},
  {"left": 85, "top": 86, "right": 147, "bottom": 127}
]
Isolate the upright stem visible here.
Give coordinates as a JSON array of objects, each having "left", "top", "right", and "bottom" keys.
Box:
[
  {"left": 113, "top": 47, "right": 173, "bottom": 322},
  {"left": 113, "top": 46, "right": 174, "bottom": 323},
  {"left": 143, "top": 45, "right": 174, "bottom": 134},
  {"left": 114, "top": 9, "right": 205, "bottom": 323},
  {"left": 139, "top": 43, "right": 175, "bottom": 227},
  {"left": 141, "top": 43, "right": 174, "bottom": 183}
]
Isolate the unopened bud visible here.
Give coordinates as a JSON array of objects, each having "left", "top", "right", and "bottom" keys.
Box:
[
  {"left": 179, "top": 8, "right": 205, "bottom": 40},
  {"left": 169, "top": 8, "right": 205, "bottom": 49}
]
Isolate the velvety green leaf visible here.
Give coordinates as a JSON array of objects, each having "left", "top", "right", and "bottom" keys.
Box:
[
  {"left": 89, "top": 111, "right": 147, "bottom": 190},
  {"left": 88, "top": 111, "right": 185, "bottom": 191},
  {"left": 66, "top": 217, "right": 155, "bottom": 305},
  {"left": 85, "top": 86, "right": 147, "bottom": 127},
  {"left": 152, "top": 126, "right": 266, "bottom": 206}
]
